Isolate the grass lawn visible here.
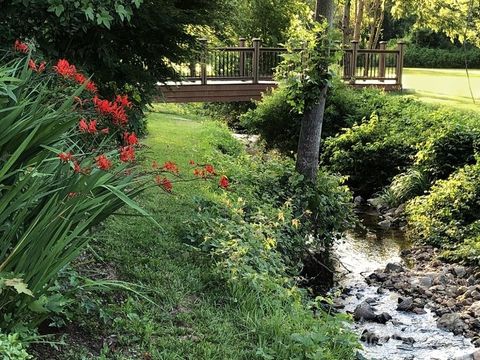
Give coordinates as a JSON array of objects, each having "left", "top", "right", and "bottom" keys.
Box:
[
  {"left": 50, "top": 106, "right": 258, "bottom": 359},
  {"left": 403, "top": 68, "right": 480, "bottom": 111}
]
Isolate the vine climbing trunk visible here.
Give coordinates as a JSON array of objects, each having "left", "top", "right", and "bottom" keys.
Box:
[{"left": 295, "top": 0, "right": 334, "bottom": 182}]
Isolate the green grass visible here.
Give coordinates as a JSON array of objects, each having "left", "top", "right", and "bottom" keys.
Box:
[
  {"left": 49, "top": 106, "right": 260, "bottom": 359},
  {"left": 403, "top": 68, "right": 480, "bottom": 111}
]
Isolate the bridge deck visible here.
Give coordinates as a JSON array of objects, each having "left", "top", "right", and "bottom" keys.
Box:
[{"left": 158, "top": 81, "right": 277, "bottom": 103}]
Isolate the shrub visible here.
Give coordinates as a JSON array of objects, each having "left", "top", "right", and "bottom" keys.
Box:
[
  {"left": 0, "top": 332, "right": 31, "bottom": 360},
  {"left": 201, "top": 101, "right": 256, "bottom": 130},
  {"left": 406, "top": 159, "right": 480, "bottom": 264},
  {"left": 405, "top": 45, "right": 480, "bottom": 69},
  {"left": 240, "top": 81, "right": 391, "bottom": 154},
  {"left": 185, "top": 150, "right": 358, "bottom": 358},
  {"left": 380, "top": 168, "right": 430, "bottom": 207}
]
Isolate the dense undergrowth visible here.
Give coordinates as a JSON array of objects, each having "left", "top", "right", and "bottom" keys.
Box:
[
  {"left": 32, "top": 107, "right": 359, "bottom": 359},
  {"left": 238, "top": 80, "right": 480, "bottom": 265}
]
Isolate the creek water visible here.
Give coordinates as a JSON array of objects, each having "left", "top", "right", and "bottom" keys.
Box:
[{"left": 332, "top": 207, "right": 476, "bottom": 360}]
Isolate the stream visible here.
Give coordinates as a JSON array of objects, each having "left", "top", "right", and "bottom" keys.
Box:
[{"left": 332, "top": 207, "right": 476, "bottom": 360}]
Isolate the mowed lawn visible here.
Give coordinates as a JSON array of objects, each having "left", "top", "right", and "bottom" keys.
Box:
[
  {"left": 55, "top": 107, "right": 258, "bottom": 360},
  {"left": 403, "top": 68, "right": 480, "bottom": 111}
]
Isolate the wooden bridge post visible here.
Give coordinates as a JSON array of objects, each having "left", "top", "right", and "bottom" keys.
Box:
[
  {"left": 379, "top": 41, "right": 387, "bottom": 82},
  {"left": 200, "top": 38, "right": 208, "bottom": 85},
  {"left": 350, "top": 40, "right": 359, "bottom": 84},
  {"left": 396, "top": 40, "right": 406, "bottom": 89},
  {"left": 239, "top": 38, "right": 246, "bottom": 77},
  {"left": 252, "top": 38, "right": 261, "bottom": 84}
]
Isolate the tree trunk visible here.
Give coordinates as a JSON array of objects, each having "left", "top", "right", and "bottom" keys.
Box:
[
  {"left": 295, "top": 0, "right": 334, "bottom": 182},
  {"left": 353, "top": 0, "right": 364, "bottom": 42},
  {"left": 342, "top": 0, "right": 352, "bottom": 45}
]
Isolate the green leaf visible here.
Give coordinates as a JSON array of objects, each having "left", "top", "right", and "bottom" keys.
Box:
[{"left": 4, "top": 278, "right": 33, "bottom": 297}]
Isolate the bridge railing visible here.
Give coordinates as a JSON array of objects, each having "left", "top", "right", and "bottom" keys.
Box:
[
  {"left": 343, "top": 40, "right": 406, "bottom": 88},
  {"left": 175, "top": 38, "right": 405, "bottom": 89},
  {"left": 180, "top": 38, "right": 287, "bottom": 84}
]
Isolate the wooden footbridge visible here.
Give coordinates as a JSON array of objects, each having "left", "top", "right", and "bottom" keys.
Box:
[{"left": 159, "top": 39, "right": 406, "bottom": 103}]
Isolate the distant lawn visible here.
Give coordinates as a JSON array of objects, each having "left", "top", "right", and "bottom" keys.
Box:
[{"left": 403, "top": 68, "right": 480, "bottom": 111}]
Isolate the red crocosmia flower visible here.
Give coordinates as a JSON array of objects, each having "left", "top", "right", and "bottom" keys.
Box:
[
  {"left": 204, "top": 164, "right": 215, "bottom": 175},
  {"left": 79, "top": 119, "right": 89, "bottom": 132},
  {"left": 28, "top": 59, "right": 37, "bottom": 71},
  {"left": 74, "top": 72, "right": 87, "bottom": 84},
  {"left": 87, "top": 119, "right": 97, "bottom": 134},
  {"left": 86, "top": 81, "right": 98, "bottom": 93},
  {"left": 123, "top": 132, "right": 138, "bottom": 145},
  {"left": 53, "top": 59, "right": 76, "bottom": 78},
  {"left": 73, "top": 160, "right": 82, "bottom": 174},
  {"left": 37, "top": 61, "right": 46, "bottom": 73},
  {"left": 219, "top": 175, "right": 229, "bottom": 189},
  {"left": 101, "top": 128, "right": 110, "bottom": 135},
  {"left": 155, "top": 176, "right": 173, "bottom": 192},
  {"left": 93, "top": 97, "right": 128, "bottom": 126},
  {"left": 14, "top": 40, "right": 29, "bottom": 53},
  {"left": 152, "top": 160, "right": 159, "bottom": 169},
  {"left": 116, "top": 95, "right": 132, "bottom": 108},
  {"left": 120, "top": 146, "right": 135, "bottom": 163},
  {"left": 189, "top": 160, "right": 195, "bottom": 166},
  {"left": 58, "top": 152, "right": 73, "bottom": 162},
  {"left": 193, "top": 168, "right": 204, "bottom": 177},
  {"left": 68, "top": 192, "right": 78, "bottom": 198},
  {"left": 163, "top": 161, "right": 179, "bottom": 174},
  {"left": 96, "top": 154, "right": 112, "bottom": 171}
]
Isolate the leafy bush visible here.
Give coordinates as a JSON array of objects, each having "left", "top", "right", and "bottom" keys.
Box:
[
  {"left": 240, "top": 81, "right": 391, "bottom": 154},
  {"left": 405, "top": 45, "right": 480, "bottom": 69},
  {"left": 380, "top": 168, "right": 430, "bottom": 207},
  {"left": 406, "top": 159, "right": 480, "bottom": 264},
  {"left": 322, "top": 96, "right": 480, "bottom": 197},
  {"left": 201, "top": 102, "right": 256, "bottom": 130},
  {"left": 0, "top": 332, "right": 31, "bottom": 360},
  {"left": 185, "top": 150, "right": 358, "bottom": 358}
]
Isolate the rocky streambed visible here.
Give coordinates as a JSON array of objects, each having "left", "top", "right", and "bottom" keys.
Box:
[{"left": 331, "top": 208, "right": 480, "bottom": 360}]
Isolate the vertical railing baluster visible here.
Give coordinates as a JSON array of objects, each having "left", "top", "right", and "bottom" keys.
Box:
[
  {"left": 253, "top": 38, "right": 261, "bottom": 84},
  {"left": 351, "top": 40, "right": 358, "bottom": 84},
  {"left": 200, "top": 38, "right": 207, "bottom": 85}
]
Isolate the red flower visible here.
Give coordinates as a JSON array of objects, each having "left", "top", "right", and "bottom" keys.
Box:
[
  {"left": 93, "top": 96, "right": 128, "bottom": 126},
  {"left": 123, "top": 132, "right": 138, "bottom": 145},
  {"left": 68, "top": 192, "right": 78, "bottom": 198},
  {"left": 194, "top": 168, "right": 204, "bottom": 177},
  {"left": 14, "top": 40, "right": 29, "bottom": 53},
  {"left": 74, "top": 72, "right": 87, "bottom": 84},
  {"left": 189, "top": 160, "right": 195, "bottom": 166},
  {"left": 204, "top": 164, "right": 216, "bottom": 175},
  {"left": 73, "top": 160, "right": 82, "bottom": 174},
  {"left": 58, "top": 152, "right": 73, "bottom": 162},
  {"left": 219, "top": 175, "right": 229, "bottom": 189},
  {"left": 96, "top": 154, "right": 112, "bottom": 171},
  {"left": 54, "top": 59, "right": 76, "bottom": 78},
  {"left": 119, "top": 146, "right": 135, "bottom": 163},
  {"left": 155, "top": 176, "right": 173, "bottom": 192},
  {"left": 28, "top": 59, "right": 37, "bottom": 71},
  {"left": 79, "top": 119, "right": 89, "bottom": 132},
  {"left": 86, "top": 81, "right": 98, "bottom": 93},
  {"left": 101, "top": 128, "right": 110, "bottom": 135},
  {"left": 87, "top": 119, "right": 97, "bottom": 134},
  {"left": 163, "top": 161, "right": 179, "bottom": 174},
  {"left": 37, "top": 62, "right": 46, "bottom": 73},
  {"left": 116, "top": 95, "right": 132, "bottom": 108}
]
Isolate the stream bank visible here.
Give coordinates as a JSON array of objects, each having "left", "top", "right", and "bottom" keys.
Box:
[{"left": 331, "top": 207, "right": 479, "bottom": 360}]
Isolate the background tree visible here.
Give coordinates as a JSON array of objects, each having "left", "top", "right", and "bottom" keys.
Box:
[{"left": 0, "top": 0, "right": 226, "bottom": 133}]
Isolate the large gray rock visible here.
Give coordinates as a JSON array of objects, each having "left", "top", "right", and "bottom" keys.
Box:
[
  {"left": 469, "top": 302, "right": 480, "bottom": 318},
  {"left": 397, "top": 297, "right": 414, "bottom": 312},
  {"left": 437, "top": 313, "right": 466, "bottom": 335},
  {"left": 385, "top": 262, "right": 405, "bottom": 273},
  {"left": 354, "top": 302, "right": 377, "bottom": 322}
]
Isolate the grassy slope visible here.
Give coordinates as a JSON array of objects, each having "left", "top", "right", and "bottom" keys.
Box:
[
  {"left": 403, "top": 68, "right": 480, "bottom": 111},
  {"left": 58, "top": 107, "right": 258, "bottom": 359}
]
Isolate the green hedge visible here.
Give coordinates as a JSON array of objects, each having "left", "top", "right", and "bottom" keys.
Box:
[{"left": 404, "top": 45, "right": 480, "bottom": 69}]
